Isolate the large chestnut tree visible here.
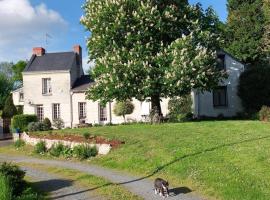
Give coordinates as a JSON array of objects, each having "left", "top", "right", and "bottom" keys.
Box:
[{"left": 81, "top": 0, "right": 225, "bottom": 116}]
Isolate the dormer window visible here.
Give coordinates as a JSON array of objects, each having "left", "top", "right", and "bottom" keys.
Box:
[
  {"left": 42, "top": 78, "right": 52, "bottom": 95},
  {"left": 217, "top": 54, "right": 226, "bottom": 70},
  {"left": 19, "top": 93, "right": 24, "bottom": 102}
]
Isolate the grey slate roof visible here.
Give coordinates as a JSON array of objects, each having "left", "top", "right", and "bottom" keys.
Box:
[
  {"left": 72, "top": 75, "right": 94, "bottom": 92},
  {"left": 24, "top": 52, "right": 76, "bottom": 72}
]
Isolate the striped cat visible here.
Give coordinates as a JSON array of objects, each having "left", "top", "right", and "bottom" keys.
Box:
[{"left": 154, "top": 178, "right": 169, "bottom": 198}]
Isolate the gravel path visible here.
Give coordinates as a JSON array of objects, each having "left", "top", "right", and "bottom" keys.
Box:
[
  {"left": 21, "top": 166, "right": 102, "bottom": 200},
  {"left": 0, "top": 154, "right": 206, "bottom": 200}
]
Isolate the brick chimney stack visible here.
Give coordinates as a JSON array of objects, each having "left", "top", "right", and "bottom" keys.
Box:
[
  {"left": 73, "top": 45, "right": 83, "bottom": 76},
  {"left": 33, "top": 47, "right": 45, "bottom": 56}
]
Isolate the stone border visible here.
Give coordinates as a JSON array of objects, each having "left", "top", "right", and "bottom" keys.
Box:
[{"left": 14, "top": 132, "right": 111, "bottom": 155}]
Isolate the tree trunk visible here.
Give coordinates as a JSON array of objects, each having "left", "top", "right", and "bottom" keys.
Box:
[{"left": 150, "top": 95, "right": 163, "bottom": 123}]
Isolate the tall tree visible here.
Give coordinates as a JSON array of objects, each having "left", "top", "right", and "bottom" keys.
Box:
[
  {"left": 0, "top": 62, "right": 13, "bottom": 78},
  {"left": 262, "top": 0, "right": 270, "bottom": 62},
  {"left": 225, "top": 0, "right": 266, "bottom": 64},
  {"left": 12, "top": 61, "right": 27, "bottom": 84},
  {"left": 2, "top": 95, "right": 17, "bottom": 118},
  {"left": 82, "top": 0, "right": 225, "bottom": 116},
  {"left": 0, "top": 73, "right": 13, "bottom": 110}
]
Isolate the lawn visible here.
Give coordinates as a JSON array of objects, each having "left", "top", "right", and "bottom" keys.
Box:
[{"left": 7, "top": 121, "right": 270, "bottom": 200}]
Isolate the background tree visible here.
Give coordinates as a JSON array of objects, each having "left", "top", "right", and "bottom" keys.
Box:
[
  {"left": 225, "top": 0, "right": 267, "bottom": 64},
  {"left": 0, "top": 62, "right": 13, "bottom": 78},
  {"left": 82, "top": 0, "right": 225, "bottom": 116},
  {"left": 262, "top": 0, "right": 270, "bottom": 62},
  {"left": 113, "top": 100, "right": 134, "bottom": 122},
  {"left": 0, "top": 73, "right": 13, "bottom": 110},
  {"left": 12, "top": 61, "right": 27, "bottom": 85},
  {"left": 2, "top": 95, "right": 17, "bottom": 118}
]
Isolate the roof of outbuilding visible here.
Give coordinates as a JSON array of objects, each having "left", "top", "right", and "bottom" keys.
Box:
[
  {"left": 24, "top": 52, "right": 77, "bottom": 72},
  {"left": 72, "top": 75, "right": 94, "bottom": 92}
]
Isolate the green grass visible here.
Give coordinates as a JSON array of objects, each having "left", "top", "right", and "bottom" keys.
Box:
[
  {"left": 0, "top": 174, "right": 12, "bottom": 200},
  {"left": 4, "top": 121, "right": 270, "bottom": 200}
]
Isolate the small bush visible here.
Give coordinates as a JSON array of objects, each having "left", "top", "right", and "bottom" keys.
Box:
[
  {"left": 0, "top": 162, "right": 26, "bottom": 197},
  {"left": 49, "top": 143, "right": 65, "bottom": 157},
  {"left": 34, "top": 141, "right": 46, "bottom": 154},
  {"left": 53, "top": 118, "right": 64, "bottom": 130},
  {"left": 168, "top": 95, "right": 193, "bottom": 122},
  {"left": 43, "top": 118, "right": 52, "bottom": 130},
  {"left": 83, "top": 132, "right": 91, "bottom": 140},
  {"left": 16, "top": 187, "right": 40, "bottom": 200},
  {"left": 12, "top": 115, "right": 38, "bottom": 132},
  {"left": 0, "top": 175, "right": 12, "bottom": 200},
  {"left": 73, "top": 145, "right": 98, "bottom": 160},
  {"left": 16, "top": 106, "right": 23, "bottom": 115},
  {"left": 2, "top": 95, "right": 17, "bottom": 119},
  {"left": 28, "top": 122, "right": 45, "bottom": 132},
  {"left": 259, "top": 106, "right": 270, "bottom": 122},
  {"left": 14, "top": 139, "right": 25, "bottom": 148}
]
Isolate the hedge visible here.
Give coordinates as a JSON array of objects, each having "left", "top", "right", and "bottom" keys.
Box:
[{"left": 12, "top": 114, "right": 38, "bottom": 132}]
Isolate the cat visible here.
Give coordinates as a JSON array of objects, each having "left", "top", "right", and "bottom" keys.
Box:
[{"left": 154, "top": 178, "right": 169, "bottom": 198}]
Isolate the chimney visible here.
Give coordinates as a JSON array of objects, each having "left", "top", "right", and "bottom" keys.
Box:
[
  {"left": 33, "top": 47, "right": 45, "bottom": 56},
  {"left": 73, "top": 45, "right": 83, "bottom": 76}
]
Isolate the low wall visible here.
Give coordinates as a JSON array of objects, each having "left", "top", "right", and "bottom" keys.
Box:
[{"left": 15, "top": 132, "right": 111, "bottom": 155}]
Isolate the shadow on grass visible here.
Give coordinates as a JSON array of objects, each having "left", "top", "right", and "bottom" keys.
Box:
[
  {"left": 39, "top": 135, "right": 270, "bottom": 199},
  {"left": 34, "top": 179, "right": 73, "bottom": 193}
]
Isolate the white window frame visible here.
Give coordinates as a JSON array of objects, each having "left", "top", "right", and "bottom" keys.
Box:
[
  {"left": 36, "top": 105, "right": 44, "bottom": 121},
  {"left": 78, "top": 102, "right": 86, "bottom": 119},
  {"left": 42, "top": 78, "right": 52, "bottom": 95},
  {"left": 52, "top": 103, "right": 60, "bottom": 120},
  {"left": 99, "top": 104, "right": 107, "bottom": 122}
]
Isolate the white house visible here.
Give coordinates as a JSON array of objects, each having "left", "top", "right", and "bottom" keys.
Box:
[{"left": 12, "top": 45, "right": 245, "bottom": 128}]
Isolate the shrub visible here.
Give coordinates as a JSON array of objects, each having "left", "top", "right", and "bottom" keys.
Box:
[
  {"left": 73, "top": 145, "right": 98, "bottom": 160},
  {"left": 2, "top": 95, "right": 17, "bottom": 119},
  {"left": 168, "top": 95, "right": 193, "bottom": 122},
  {"left": 12, "top": 114, "right": 38, "bottom": 132},
  {"left": 83, "top": 132, "right": 91, "bottom": 140},
  {"left": 238, "top": 66, "right": 270, "bottom": 115},
  {"left": 0, "top": 175, "right": 12, "bottom": 200},
  {"left": 49, "top": 143, "right": 67, "bottom": 157},
  {"left": 53, "top": 118, "right": 64, "bottom": 130},
  {"left": 259, "top": 106, "right": 270, "bottom": 122},
  {"left": 113, "top": 100, "right": 134, "bottom": 122},
  {"left": 16, "top": 106, "right": 23, "bottom": 115},
  {"left": 0, "top": 162, "right": 26, "bottom": 197},
  {"left": 34, "top": 141, "right": 46, "bottom": 154},
  {"left": 28, "top": 122, "right": 45, "bottom": 132},
  {"left": 14, "top": 139, "right": 25, "bottom": 148},
  {"left": 43, "top": 118, "right": 52, "bottom": 130},
  {"left": 16, "top": 187, "right": 40, "bottom": 200}
]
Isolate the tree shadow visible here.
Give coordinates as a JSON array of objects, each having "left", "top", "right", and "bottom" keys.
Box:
[{"left": 33, "top": 179, "right": 73, "bottom": 193}]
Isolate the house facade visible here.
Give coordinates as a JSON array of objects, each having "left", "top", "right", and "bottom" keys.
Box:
[{"left": 12, "top": 45, "right": 245, "bottom": 127}]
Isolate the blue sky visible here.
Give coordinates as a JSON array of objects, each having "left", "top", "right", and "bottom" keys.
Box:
[{"left": 0, "top": 0, "right": 227, "bottom": 72}]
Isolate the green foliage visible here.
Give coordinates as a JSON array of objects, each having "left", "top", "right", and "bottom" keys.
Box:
[
  {"left": 34, "top": 141, "right": 47, "bottom": 154},
  {"left": 0, "top": 162, "right": 26, "bottom": 197},
  {"left": 2, "top": 95, "right": 17, "bottom": 118},
  {"left": 28, "top": 122, "right": 45, "bottom": 132},
  {"left": 49, "top": 143, "right": 66, "bottom": 157},
  {"left": 238, "top": 66, "right": 270, "bottom": 114},
  {"left": 12, "top": 61, "right": 27, "bottom": 83},
  {"left": 53, "top": 118, "right": 64, "bottom": 130},
  {"left": 82, "top": 0, "right": 224, "bottom": 115},
  {"left": 14, "top": 139, "right": 25, "bottom": 148},
  {"left": 43, "top": 118, "right": 52, "bottom": 130},
  {"left": 16, "top": 187, "right": 41, "bottom": 200},
  {"left": 73, "top": 145, "right": 98, "bottom": 160},
  {"left": 83, "top": 132, "right": 91, "bottom": 140},
  {"left": 0, "top": 175, "right": 12, "bottom": 200},
  {"left": 16, "top": 106, "right": 23, "bottom": 115},
  {"left": 113, "top": 100, "right": 134, "bottom": 121},
  {"left": 225, "top": 0, "right": 268, "bottom": 64},
  {"left": 12, "top": 115, "right": 38, "bottom": 132},
  {"left": 259, "top": 106, "right": 270, "bottom": 122},
  {"left": 168, "top": 95, "right": 193, "bottom": 122}
]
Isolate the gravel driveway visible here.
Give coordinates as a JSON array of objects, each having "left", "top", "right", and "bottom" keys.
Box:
[{"left": 0, "top": 154, "right": 206, "bottom": 200}]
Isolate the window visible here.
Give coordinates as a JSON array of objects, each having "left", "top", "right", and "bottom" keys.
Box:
[
  {"left": 213, "top": 86, "right": 227, "bottom": 107},
  {"left": 78, "top": 102, "right": 86, "bottom": 119},
  {"left": 217, "top": 54, "right": 225, "bottom": 70},
  {"left": 36, "top": 105, "right": 44, "bottom": 121},
  {"left": 99, "top": 104, "right": 107, "bottom": 122},
  {"left": 19, "top": 93, "right": 24, "bottom": 102},
  {"left": 42, "top": 78, "right": 52, "bottom": 95},
  {"left": 52, "top": 104, "right": 60, "bottom": 120}
]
